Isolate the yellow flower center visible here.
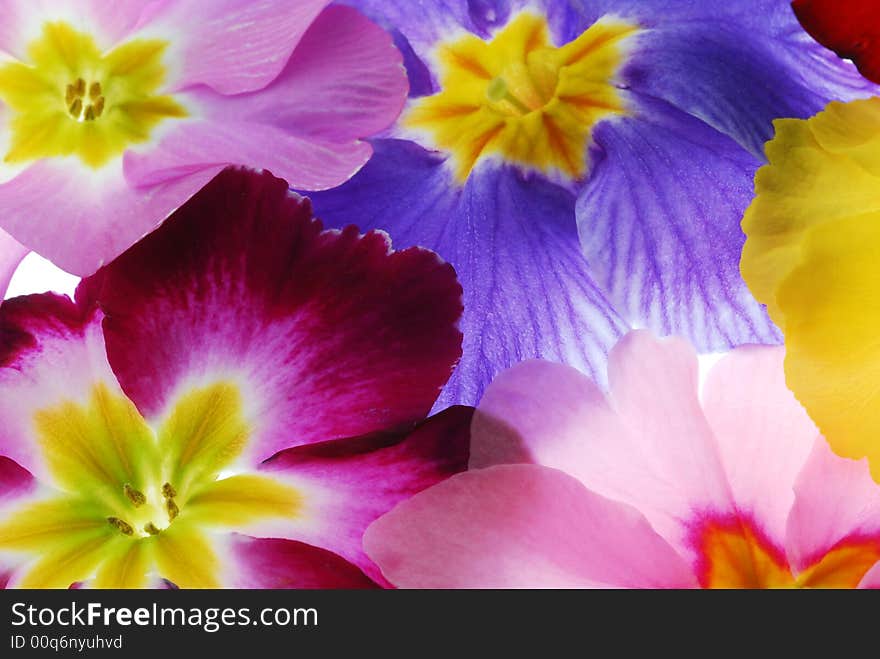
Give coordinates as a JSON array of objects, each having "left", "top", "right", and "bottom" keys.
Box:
[
  {"left": 0, "top": 22, "right": 187, "bottom": 169},
  {"left": 404, "top": 12, "right": 638, "bottom": 182},
  {"left": 698, "top": 518, "right": 880, "bottom": 588},
  {"left": 0, "top": 382, "right": 300, "bottom": 589}
]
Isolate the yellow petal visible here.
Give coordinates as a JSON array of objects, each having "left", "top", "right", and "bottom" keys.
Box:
[
  {"left": 152, "top": 525, "right": 220, "bottom": 589},
  {"left": 93, "top": 541, "right": 152, "bottom": 589},
  {"left": 183, "top": 474, "right": 302, "bottom": 529},
  {"left": 741, "top": 98, "right": 880, "bottom": 324},
  {"left": 0, "top": 497, "right": 108, "bottom": 551},
  {"left": 34, "top": 383, "right": 158, "bottom": 509},
  {"left": 157, "top": 382, "right": 251, "bottom": 496},
  {"left": 796, "top": 543, "right": 880, "bottom": 589},
  {"left": 776, "top": 212, "right": 880, "bottom": 478}
]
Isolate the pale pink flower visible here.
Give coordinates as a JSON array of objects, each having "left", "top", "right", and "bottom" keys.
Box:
[
  {"left": 366, "top": 332, "right": 880, "bottom": 588},
  {"left": 0, "top": 1, "right": 407, "bottom": 276}
]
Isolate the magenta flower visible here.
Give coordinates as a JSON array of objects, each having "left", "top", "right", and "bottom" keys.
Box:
[
  {"left": 0, "top": 1, "right": 407, "bottom": 277},
  {"left": 0, "top": 168, "right": 469, "bottom": 589},
  {"left": 366, "top": 332, "right": 880, "bottom": 588}
]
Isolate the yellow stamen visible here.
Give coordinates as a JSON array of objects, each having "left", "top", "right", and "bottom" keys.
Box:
[
  {"left": 107, "top": 517, "right": 134, "bottom": 536},
  {"left": 166, "top": 498, "right": 179, "bottom": 521},
  {"left": 123, "top": 484, "right": 146, "bottom": 508}
]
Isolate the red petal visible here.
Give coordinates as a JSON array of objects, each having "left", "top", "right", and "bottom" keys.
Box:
[{"left": 793, "top": 0, "right": 880, "bottom": 83}]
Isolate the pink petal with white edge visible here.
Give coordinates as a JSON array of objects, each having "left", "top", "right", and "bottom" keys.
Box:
[
  {"left": 151, "top": 0, "right": 331, "bottom": 95},
  {"left": 471, "top": 331, "right": 733, "bottom": 557},
  {"left": 0, "top": 160, "right": 223, "bottom": 277},
  {"left": 182, "top": 5, "right": 408, "bottom": 143},
  {"left": 0, "top": 290, "right": 121, "bottom": 482},
  {"left": 94, "top": 168, "right": 463, "bottom": 465},
  {"left": 123, "top": 120, "right": 373, "bottom": 192},
  {"left": 0, "top": 230, "right": 28, "bottom": 299},
  {"left": 701, "top": 346, "right": 818, "bottom": 548},
  {"left": 786, "top": 439, "right": 880, "bottom": 572},
  {"left": 258, "top": 405, "right": 473, "bottom": 585},
  {"left": 130, "top": 3, "right": 410, "bottom": 191},
  {"left": 364, "top": 464, "right": 697, "bottom": 589},
  {"left": 223, "top": 535, "right": 379, "bottom": 589}
]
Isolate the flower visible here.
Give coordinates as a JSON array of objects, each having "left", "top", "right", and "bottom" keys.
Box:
[
  {"left": 741, "top": 98, "right": 880, "bottom": 481},
  {"left": 0, "top": 168, "right": 471, "bottom": 589},
  {"left": 0, "top": 1, "right": 408, "bottom": 276},
  {"left": 364, "top": 332, "right": 880, "bottom": 588},
  {"left": 303, "top": 0, "right": 876, "bottom": 407},
  {"left": 792, "top": 0, "right": 880, "bottom": 84}
]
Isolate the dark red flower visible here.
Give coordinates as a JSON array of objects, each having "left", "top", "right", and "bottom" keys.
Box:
[{"left": 793, "top": 0, "right": 880, "bottom": 83}]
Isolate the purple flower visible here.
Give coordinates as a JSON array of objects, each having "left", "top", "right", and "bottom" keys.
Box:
[{"left": 305, "top": 0, "right": 877, "bottom": 406}]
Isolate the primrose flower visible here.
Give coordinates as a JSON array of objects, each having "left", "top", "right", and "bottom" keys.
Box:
[
  {"left": 0, "top": 168, "right": 470, "bottom": 589},
  {"left": 793, "top": 0, "right": 880, "bottom": 84},
  {"left": 365, "top": 332, "right": 880, "bottom": 588},
  {"left": 741, "top": 98, "right": 880, "bottom": 482},
  {"left": 304, "top": 0, "right": 877, "bottom": 407},
  {"left": 0, "top": 1, "right": 407, "bottom": 276}
]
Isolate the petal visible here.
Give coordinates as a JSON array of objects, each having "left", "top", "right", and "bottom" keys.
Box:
[
  {"left": 792, "top": 0, "right": 880, "bottom": 84},
  {"left": 470, "top": 331, "right": 733, "bottom": 559},
  {"left": 0, "top": 291, "right": 131, "bottom": 485},
  {"left": 184, "top": 474, "right": 301, "bottom": 529},
  {"left": 94, "top": 168, "right": 463, "bottom": 463},
  {"left": 123, "top": 120, "right": 373, "bottom": 192},
  {"left": 187, "top": 5, "right": 407, "bottom": 144},
  {"left": 153, "top": 0, "right": 332, "bottom": 95},
  {"left": 774, "top": 211, "right": 880, "bottom": 477},
  {"left": 578, "top": 94, "right": 780, "bottom": 352},
  {"left": 10, "top": 534, "right": 122, "bottom": 589},
  {"left": 0, "top": 497, "right": 108, "bottom": 552},
  {"left": 858, "top": 562, "right": 880, "bottom": 589},
  {"left": 305, "top": 139, "right": 628, "bottom": 407},
  {"left": 0, "top": 496, "right": 122, "bottom": 589},
  {"left": 139, "top": 5, "right": 411, "bottom": 192},
  {"left": 0, "top": 159, "right": 222, "bottom": 277},
  {"left": 0, "top": 230, "right": 28, "bottom": 299},
  {"left": 224, "top": 535, "right": 379, "bottom": 589},
  {"left": 153, "top": 524, "right": 220, "bottom": 588},
  {"left": 618, "top": 1, "right": 879, "bottom": 156},
  {"left": 787, "top": 440, "right": 880, "bottom": 583},
  {"left": 93, "top": 541, "right": 151, "bottom": 589},
  {"left": 155, "top": 382, "right": 251, "bottom": 492},
  {"left": 701, "top": 346, "right": 818, "bottom": 546},
  {"left": 364, "top": 464, "right": 696, "bottom": 589},
  {"left": 741, "top": 99, "right": 880, "bottom": 324},
  {"left": 0, "top": 457, "right": 34, "bottom": 505},
  {"left": 258, "top": 405, "right": 472, "bottom": 585}
]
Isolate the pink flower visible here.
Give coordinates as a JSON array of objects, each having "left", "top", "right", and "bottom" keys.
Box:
[
  {"left": 0, "top": 1, "right": 407, "bottom": 276},
  {"left": 0, "top": 168, "right": 468, "bottom": 588},
  {"left": 365, "top": 331, "right": 880, "bottom": 588}
]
